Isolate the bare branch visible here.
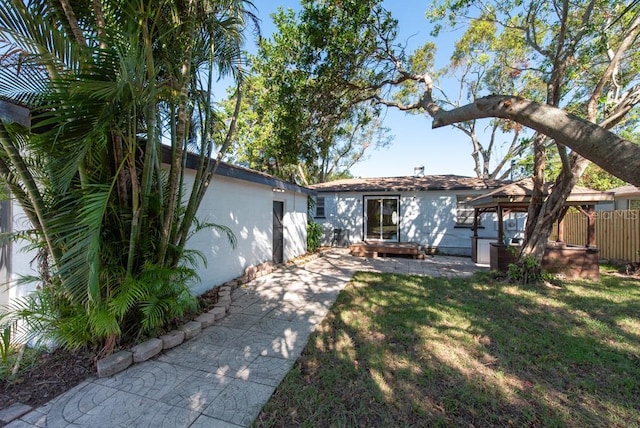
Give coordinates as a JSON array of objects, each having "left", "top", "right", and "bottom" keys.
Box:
[
  {"left": 587, "top": 14, "right": 640, "bottom": 122},
  {"left": 489, "top": 127, "right": 521, "bottom": 180},
  {"left": 373, "top": 95, "right": 421, "bottom": 111},
  {"left": 599, "top": 83, "right": 640, "bottom": 129},
  {"left": 525, "top": 4, "right": 550, "bottom": 56}
]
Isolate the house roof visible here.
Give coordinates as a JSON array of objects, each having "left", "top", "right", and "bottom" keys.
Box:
[
  {"left": 166, "top": 146, "right": 314, "bottom": 195},
  {"left": 310, "top": 175, "right": 506, "bottom": 193},
  {"left": 469, "top": 178, "right": 614, "bottom": 209},
  {"left": 0, "top": 99, "right": 30, "bottom": 127},
  {"left": 212, "top": 161, "right": 314, "bottom": 195},
  {"left": 609, "top": 184, "right": 640, "bottom": 198}
]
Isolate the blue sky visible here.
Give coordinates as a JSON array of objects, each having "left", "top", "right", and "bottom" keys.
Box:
[{"left": 245, "top": 1, "right": 492, "bottom": 178}]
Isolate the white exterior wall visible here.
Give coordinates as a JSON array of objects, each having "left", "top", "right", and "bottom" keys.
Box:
[
  {"left": 316, "top": 190, "right": 512, "bottom": 256},
  {"left": 0, "top": 201, "right": 39, "bottom": 308},
  {"left": 1, "top": 172, "right": 308, "bottom": 306},
  {"left": 185, "top": 171, "right": 307, "bottom": 295},
  {"left": 315, "top": 192, "right": 363, "bottom": 245},
  {"left": 613, "top": 198, "right": 639, "bottom": 210},
  {"left": 400, "top": 191, "right": 473, "bottom": 254}
]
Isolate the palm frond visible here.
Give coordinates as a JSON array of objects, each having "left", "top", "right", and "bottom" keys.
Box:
[
  {"left": 0, "top": 0, "right": 255, "bottom": 351},
  {"left": 0, "top": 65, "right": 48, "bottom": 105},
  {"left": 88, "top": 304, "right": 121, "bottom": 339},
  {"left": 107, "top": 277, "right": 146, "bottom": 319},
  {"left": 54, "top": 184, "right": 114, "bottom": 305},
  {"left": 189, "top": 217, "right": 237, "bottom": 249},
  {"left": 0, "top": 288, "right": 60, "bottom": 347},
  {"left": 0, "top": 0, "right": 81, "bottom": 82}
]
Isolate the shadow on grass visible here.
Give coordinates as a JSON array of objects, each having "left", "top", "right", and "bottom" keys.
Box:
[{"left": 254, "top": 271, "right": 640, "bottom": 427}]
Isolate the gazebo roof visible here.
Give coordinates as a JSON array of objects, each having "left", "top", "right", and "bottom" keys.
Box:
[{"left": 469, "top": 178, "right": 614, "bottom": 209}]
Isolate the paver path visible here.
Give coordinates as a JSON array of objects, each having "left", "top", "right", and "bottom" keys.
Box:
[{"left": 6, "top": 250, "right": 480, "bottom": 427}]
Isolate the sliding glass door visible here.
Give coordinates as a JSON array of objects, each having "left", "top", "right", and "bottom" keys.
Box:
[{"left": 364, "top": 196, "right": 399, "bottom": 241}]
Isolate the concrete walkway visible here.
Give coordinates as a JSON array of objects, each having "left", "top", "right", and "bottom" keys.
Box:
[{"left": 6, "top": 250, "right": 481, "bottom": 427}]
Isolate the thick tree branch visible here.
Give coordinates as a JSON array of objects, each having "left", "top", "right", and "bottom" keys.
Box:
[{"left": 426, "top": 94, "right": 640, "bottom": 186}]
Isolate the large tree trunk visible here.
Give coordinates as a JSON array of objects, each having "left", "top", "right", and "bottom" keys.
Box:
[
  {"left": 524, "top": 133, "right": 547, "bottom": 251},
  {"left": 521, "top": 155, "right": 590, "bottom": 259}
]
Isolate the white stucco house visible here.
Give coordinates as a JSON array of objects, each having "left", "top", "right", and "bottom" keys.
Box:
[
  {"left": 0, "top": 155, "right": 311, "bottom": 307},
  {"left": 180, "top": 156, "right": 312, "bottom": 295},
  {"left": 309, "top": 174, "right": 509, "bottom": 257}
]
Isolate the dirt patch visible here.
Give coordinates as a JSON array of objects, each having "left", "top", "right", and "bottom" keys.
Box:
[{"left": 0, "top": 347, "right": 95, "bottom": 413}]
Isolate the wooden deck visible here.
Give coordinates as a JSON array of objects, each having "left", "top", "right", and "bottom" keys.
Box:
[{"left": 350, "top": 241, "right": 429, "bottom": 259}]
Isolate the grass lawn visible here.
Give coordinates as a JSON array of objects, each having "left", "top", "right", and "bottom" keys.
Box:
[{"left": 254, "top": 270, "right": 640, "bottom": 427}]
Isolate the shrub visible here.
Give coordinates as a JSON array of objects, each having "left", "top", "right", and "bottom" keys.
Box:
[
  {"left": 507, "top": 254, "right": 543, "bottom": 284},
  {"left": 307, "top": 221, "right": 323, "bottom": 253}
]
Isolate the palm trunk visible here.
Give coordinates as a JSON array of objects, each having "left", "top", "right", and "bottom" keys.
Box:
[
  {"left": 159, "top": 66, "right": 191, "bottom": 264},
  {"left": 0, "top": 125, "right": 62, "bottom": 267},
  {"left": 126, "top": 110, "right": 142, "bottom": 275},
  {"left": 111, "top": 131, "right": 129, "bottom": 209},
  {"left": 176, "top": 78, "right": 243, "bottom": 255},
  {"left": 137, "top": 14, "right": 159, "bottom": 266},
  {"left": 56, "top": 0, "right": 86, "bottom": 46},
  {"left": 174, "top": 58, "right": 216, "bottom": 259}
]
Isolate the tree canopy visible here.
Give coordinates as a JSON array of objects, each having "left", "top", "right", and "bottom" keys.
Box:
[
  {"left": 221, "top": 1, "right": 395, "bottom": 184},
  {"left": 0, "top": 0, "right": 255, "bottom": 352},
  {"left": 416, "top": 0, "right": 640, "bottom": 258}
]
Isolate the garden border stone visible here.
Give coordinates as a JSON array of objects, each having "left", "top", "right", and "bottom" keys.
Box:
[
  {"left": 160, "top": 330, "right": 185, "bottom": 349},
  {"left": 0, "top": 402, "right": 32, "bottom": 424},
  {"left": 131, "top": 338, "right": 163, "bottom": 363},
  {"left": 97, "top": 350, "right": 132, "bottom": 378}
]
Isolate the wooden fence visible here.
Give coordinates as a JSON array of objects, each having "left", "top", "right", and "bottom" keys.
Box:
[{"left": 552, "top": 210, "right": 640, "bottom": 262}]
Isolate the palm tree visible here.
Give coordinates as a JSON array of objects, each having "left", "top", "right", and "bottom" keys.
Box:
[{"left": 0, "top": 0, "right": 255, "bottom": 353}]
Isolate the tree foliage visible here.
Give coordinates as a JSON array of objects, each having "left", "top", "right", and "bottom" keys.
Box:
[
  {"left": 426, "top": 14, "right": 535, "bottom": 179},
  {"left": 0, "top": 0, "right": 254, "bottom": 353},
  {"left": 230, "top": 0, "right": 639, "bottom": 263},
  {"left": 222, "top": 1, "right": 393, "bottom": 184}
]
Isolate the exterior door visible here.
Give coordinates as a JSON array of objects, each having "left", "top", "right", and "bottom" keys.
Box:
[
  {"left": 364, "top": 196, "right": 399, "bottom": 241},
  {"left": 272, "top": 201, "right": 284, "bottom": 264}
]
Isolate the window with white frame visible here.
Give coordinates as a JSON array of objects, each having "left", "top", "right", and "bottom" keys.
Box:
[
  {"left": 456, "top": 195, "right": 476, "bottom": 227},
  {"left": 315, "top": 196, "right": 325, "bottom": 218}
]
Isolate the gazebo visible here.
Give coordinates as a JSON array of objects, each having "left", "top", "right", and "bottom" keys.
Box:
[{"left": 469, "top": 179, "right": 614, "bottom": 280}]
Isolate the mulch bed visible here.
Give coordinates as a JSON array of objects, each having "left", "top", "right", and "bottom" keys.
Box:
[
  {"left": 0, "top": 286, "right": 224, "bottom": 417},
  {"left": 0, "top": 347, "right": 95, "bottom": 413}
]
